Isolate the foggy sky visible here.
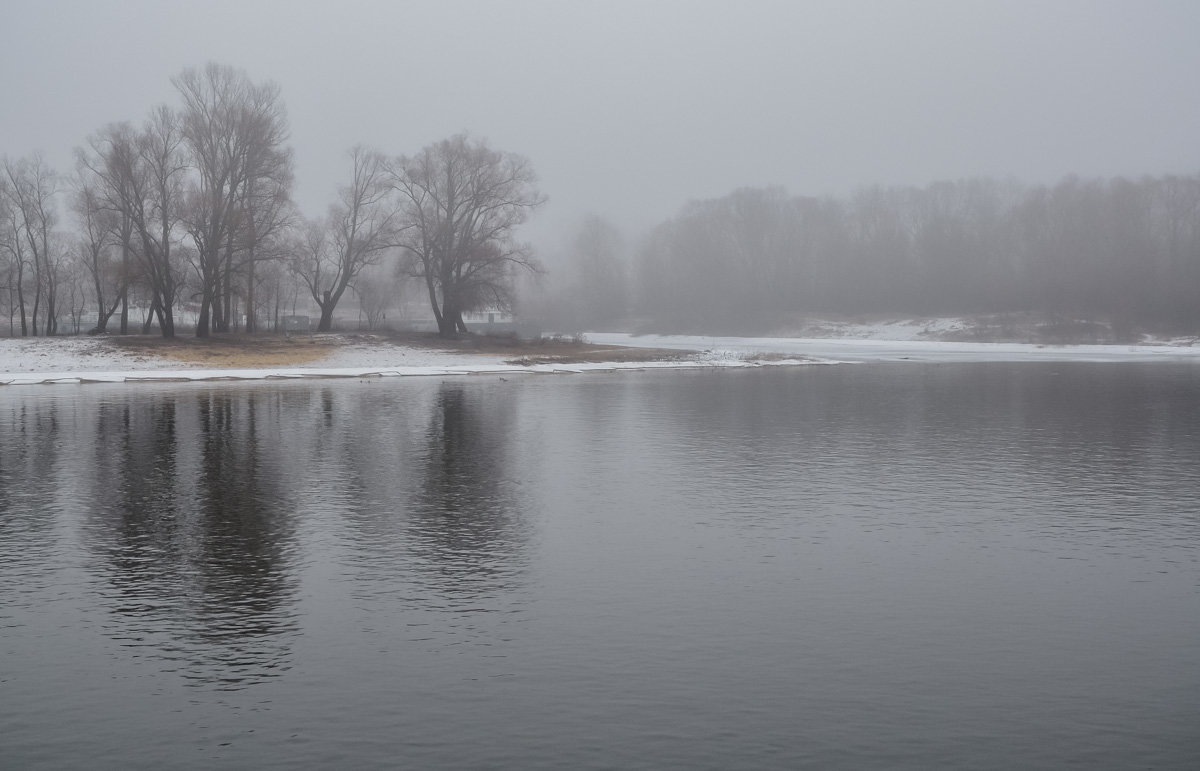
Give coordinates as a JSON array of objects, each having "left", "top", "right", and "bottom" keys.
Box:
[{"left": 4, "top": 0, "right": 1199, "bottom": 248}]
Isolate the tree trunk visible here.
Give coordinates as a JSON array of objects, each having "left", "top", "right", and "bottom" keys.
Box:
[
  {"left": 46, "top": 289, "right": 57, "bottom": 335},
  {"left": 317, "top": 304, "right": 334, "bottom": 332},
  {"left": 210, "top": 272, "right": 222, "bottom": 334},
  {"left": 157, "top": 297, "right": 175, "bottom": 338},
  {"left": 245, "top": 244, "right": 256, "bottom": 333},
  {"left": 119, "top": 219, "right": 131, "bottom": 333},
  {"left": 94, "top": 291, "right": 121, "bottom": 334},
  {"left": 92, "top": 262, "right": 114, "bottom": 332},
  {"left": 16, "top": 267, "right": 27, "bottom": 337},
  {"left": 218, "top": 241, "right": 234, "bottom": 333},
  {"left": 197, "top": 296, "right": 211, "bottom": 339},
  {"left": 143, "top": 296, "right": 160, "bottom": 334},
  {"left": 436, "top": 300, "right": 459, "bottom": 337},
  {"left": 30, "top": 278, "right": 40, "bottom": 337}
]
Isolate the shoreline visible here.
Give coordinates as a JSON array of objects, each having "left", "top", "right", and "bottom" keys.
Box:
[
  {"left": 2, "top": 331, "right": 1199, "bottom": 387},
  {"left": 0, "top": 357, "right": 813, "bottom": 387}
]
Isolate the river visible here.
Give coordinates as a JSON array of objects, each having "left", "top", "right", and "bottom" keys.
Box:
[{"left": 2, "top": 363, "right": 1198, "bottom": 769}]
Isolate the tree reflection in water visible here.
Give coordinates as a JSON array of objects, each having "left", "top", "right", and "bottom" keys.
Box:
[
  {"left": 190, "top": 392, "right": 298, "bottom": 685},
  {"left": 0, "top": 398, "right": 65, "bottom": 601},
  {"left": 410, "top": 382, "right": 530, "bottom": 602},
  {"left": 315, "top": 381, "right": 534, "bottom": 610},
  {"left": 3, "top": 380, "right": 539, "bottom": 691},
  {"left": 85, "top": 389, "right": 299, "bottom": 690}
]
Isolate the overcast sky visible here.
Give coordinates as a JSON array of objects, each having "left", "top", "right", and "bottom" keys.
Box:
[{"left": 3, "top": 0, "right": 1199, "bottom": 249}]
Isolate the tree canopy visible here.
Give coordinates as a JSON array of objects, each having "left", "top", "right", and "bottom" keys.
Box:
[{"left": 391, "top": 134, "right": 545, "bottom": 336}]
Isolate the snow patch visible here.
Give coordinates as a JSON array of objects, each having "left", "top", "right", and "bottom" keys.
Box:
[
  {"left": 3, "top": 330, "right": 1199, "bottom": 388},
  {"left": 587, "top": 333, "right": 1200, "bottom": 364},
  {"left": 0, "top": 336, "right": 812, "bottom": 386}
]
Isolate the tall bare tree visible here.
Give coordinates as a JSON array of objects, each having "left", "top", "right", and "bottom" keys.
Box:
[
  {"left": 72, "top": 180, "right": 124, "bottom": 332},
  {"left": 3, "top": 154, "right": 61, "bottom": 335},
  {"left": 391, "top": 134, "right": 545, "bottom": 337},
  {"left": 291, "top": 147, "right": 399, "bottom": 332},
  {"left": 77, "top": 124, "right": 139, "bottom": 333},
  {"left": 0, "top": 173, "right": 28, "bottom": 335},
  {"left": 173, "top": 63, "right": 292, "bottom": 337},
  {"left": 79, "top": 110, "right": 188, "bottom": 337},
  {"left": 235, "top": 166, "right": 294, "bottom": 332}
]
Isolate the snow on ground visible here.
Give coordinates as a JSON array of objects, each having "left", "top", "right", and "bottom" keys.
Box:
[
  {"left": 2, "top": 326, "right": 1199, "bottom": 387},
  {"left": 776, "top": 317, "right": 978, "bottom": 340},
  {"left": 774, "top": 314, "right": 1200, "bottom": 346},
  {"left": 586, "top": 333, "right": 1200, "bottom": 364},
  {"left": 0, "top": 335, "right": 783, "bottom": 386}
]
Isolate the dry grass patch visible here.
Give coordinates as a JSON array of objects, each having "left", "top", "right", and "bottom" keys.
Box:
[
  {"left": 102, "top": 330, "right": 697, "bottom": 369},
  {"left": 338, "top": 331, "right": 695, "bottom": 364},
  {"left": 108, "top": 334, "right": 338, "bottom": 368}
]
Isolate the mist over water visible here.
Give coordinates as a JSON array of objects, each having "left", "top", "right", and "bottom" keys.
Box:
[{"left": 2, "top": 365, "right": 1198, "bottom": 769}]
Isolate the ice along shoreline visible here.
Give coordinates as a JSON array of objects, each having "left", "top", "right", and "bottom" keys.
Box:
[
  {"left": 2, "top": 332, "right": 1199, "bottom": 387},
  {"left": 0, "top": 358, "right": 814, "bottom": 386}
]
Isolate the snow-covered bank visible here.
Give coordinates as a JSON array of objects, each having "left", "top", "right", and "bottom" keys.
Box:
[
  {"left": 3, "top": 330, "right": 1199, "bottom": 387},
  {"left": 0, "top": 336, "right": 803, "bottom": 386},
  {"left": 587, "top": 333, "right": 1200, "bottom": 364},
  {"left": 770, "top": 314, "right": 1200, "bottom": 346},
  {"left": 0, "top": 359, "right": 804, "bottom": 386}
]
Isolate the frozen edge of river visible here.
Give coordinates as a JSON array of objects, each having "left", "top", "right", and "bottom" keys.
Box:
[
  {"left": 4, "top": 331, "right": 1200, "bottom": 386},
  {"left": 588, "top": 333, "right": 1200, "bottom": 364},
  {"left": 0, "top": 356, "right": 821, "bottom": 386}
]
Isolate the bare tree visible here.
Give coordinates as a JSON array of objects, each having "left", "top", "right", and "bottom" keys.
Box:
[
  {"left": 236, "top": 168, "right": 294, "bottom": 332},
  {"left": 391, "top": 134, "right": 545, "bottom": 337},
  {"left": 174, "top": 63, "right": 292, "bottom": 337},
  {"left": 291, "top": 147, "right": 399, "bottom": 332},
  {"left": 253, "top": 258, "right": 296, "bottom": 332},
  {"left": 82, "top": 109, "right": 188, "bottom": 337},
  {"left": 0, "top": 254, "right": 18, "bottom": 336},
  {"left": 0, "top": 173, "right": 29, "bottom": 335},
  {"left": 72, "top": 180, "right": 124, "bottom": 331},
  {"left": 567, "top": 214, "right": 628, "bottom": 329},
  {"left": 352, "top": 261, "right": 406, "bottom": 330},
  {"left": 77, "top": 123, "right": 140, "bottom": 333},
  {"left": 3, "top": 154, "right": 63, "bottom": 335},
  {"left": 64, "top": 249, "right": 89, "bottom": 334}
]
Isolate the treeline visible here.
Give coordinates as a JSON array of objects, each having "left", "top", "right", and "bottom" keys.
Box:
[
  {"left": 1, "top": 63, "right": 543, "bottom": 339},
  {"left": 632, "top": 175, "right": 1200, "bottom": 334}
]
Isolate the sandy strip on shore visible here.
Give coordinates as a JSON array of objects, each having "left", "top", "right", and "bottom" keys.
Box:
[
  {"left": 2, "top": 332, "right": 1198, "bottom": 386},
  {"left": 0, "top": 335, "right": 816, "bottom": 385}
]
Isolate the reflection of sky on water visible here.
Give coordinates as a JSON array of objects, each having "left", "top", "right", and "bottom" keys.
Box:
[
  {"left": 2, "top": 369, "right": 1198, "bottom": 770},
  {"left": 628, "top": 365, "right": 1200, "bottom": 548}
]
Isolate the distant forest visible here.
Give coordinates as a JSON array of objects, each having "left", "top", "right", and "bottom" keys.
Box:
[{"left": 607, "top": 174, "right": 1200, "bottom": 336}]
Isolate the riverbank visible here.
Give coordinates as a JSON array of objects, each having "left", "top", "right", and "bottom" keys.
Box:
[
  {"left": 766, "top": 312, "right": 1200, "bottom": 345},
  {"left": 592, "top": 333, "right": 1200, "bottom": 364},
  {"left": 3, "top": 326, "right": 1198, "bottom": 386},
  {"left": 0, "top": 331, "right": 808, "bottom": 385}
]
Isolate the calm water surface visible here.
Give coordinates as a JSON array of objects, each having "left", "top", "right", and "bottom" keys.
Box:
[{"left": 2, "top": 364, "right": 1198, "bottom": 769}]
